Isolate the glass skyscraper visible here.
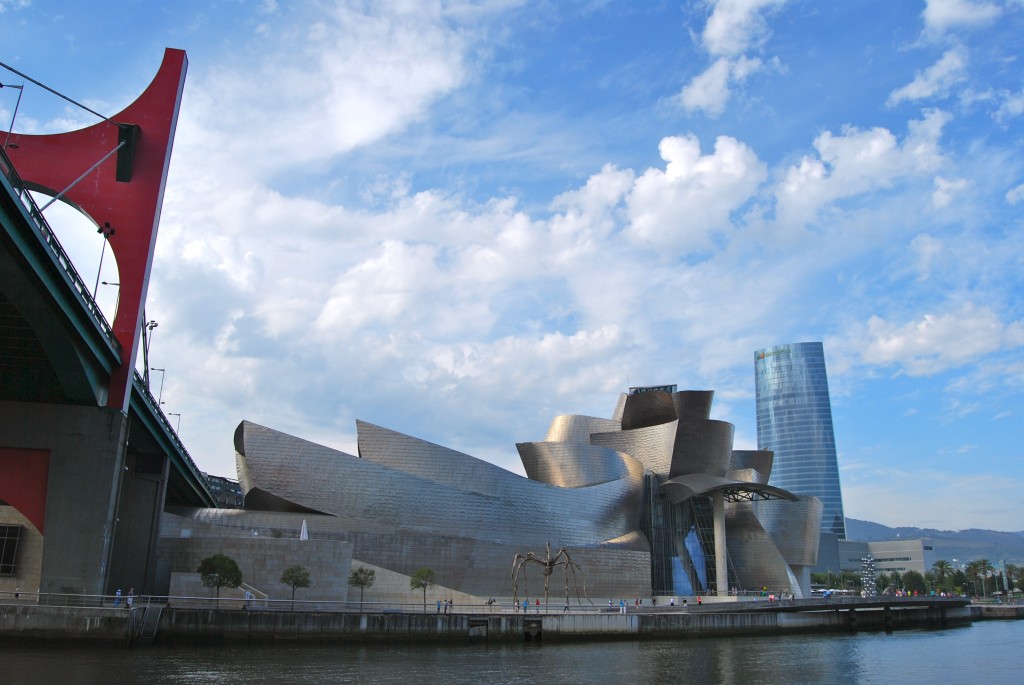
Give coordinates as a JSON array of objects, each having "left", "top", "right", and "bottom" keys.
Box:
[{"left": 754, "top": 342, "right": 847, "bottom": 539}]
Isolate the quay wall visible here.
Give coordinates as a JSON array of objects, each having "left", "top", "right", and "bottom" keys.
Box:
[
  {"left": 0, "top": 604, "right": 131, "bottom": 642},
  {"left": 157, "top": 605, "right": 974, "bottom": 645},
  {"left": 0, "top": 603, "right": 977, "bottom": 645}
]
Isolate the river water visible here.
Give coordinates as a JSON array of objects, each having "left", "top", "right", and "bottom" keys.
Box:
[{"left": 3, "top": 620, "right": 1020, "bottom": 684}]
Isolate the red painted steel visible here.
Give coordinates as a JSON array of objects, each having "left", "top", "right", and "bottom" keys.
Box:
[
  {"left": 5, "top": 49, "right": 187, "bottom": 410},
  {"left": 0, "top": 447, "right": 50, "bottom": 533}
]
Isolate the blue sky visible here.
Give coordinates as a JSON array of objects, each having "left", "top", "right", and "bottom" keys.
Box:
[{"left": 3, "top": 0, "right": 1023, "bottom": 531}]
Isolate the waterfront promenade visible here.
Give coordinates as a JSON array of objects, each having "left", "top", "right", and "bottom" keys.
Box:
[{"left": 2, "top": 592, "right": 1002, "bottom": 646}]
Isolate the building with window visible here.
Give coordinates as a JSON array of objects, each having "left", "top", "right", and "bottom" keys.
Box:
[{"left": 755, "top": 342, "right": 847, "bottom": 540}]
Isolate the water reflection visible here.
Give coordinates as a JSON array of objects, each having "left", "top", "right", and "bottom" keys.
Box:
[{"left": 3, "top": 621, "right": 1020, "bottom": 685}]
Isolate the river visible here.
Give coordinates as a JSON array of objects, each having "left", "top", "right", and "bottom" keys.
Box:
[{"left": 2, "top": 620, "right": 1019, "bottom": 684}]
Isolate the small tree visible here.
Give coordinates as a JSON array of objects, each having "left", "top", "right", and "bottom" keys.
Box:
[
  {"left": 197, "top": 553, "right": 243, "bottom": 599},
  {"left": 281, "top": 565, "right": 311, "bottom": 610},
  {"left": 409, "top": 567, "right": 436, "bottom": 613},
  {"left": 348, "top": 566, "right": 376, "bottom": 606}
]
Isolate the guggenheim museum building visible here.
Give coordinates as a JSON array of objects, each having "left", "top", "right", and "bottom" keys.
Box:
[{"left": 159, "top": 385, "right": 822, "bottom": 604}]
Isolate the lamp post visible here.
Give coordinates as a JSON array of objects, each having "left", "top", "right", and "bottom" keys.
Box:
[
  {"left": 1, "top": 81, "right": 24, "bottom": 151},
  {"left": 150, "top": 368, "right": 165, "bottom": 404},
  {"left": 142, "top": 318, "right": 158, "bottom": 388},
  {"left": 169, "top": 412, "right": 181, "bottom": 434},
  {"left": 92, "top": 223, "right": 115, "bottom": 299},
  {"left": 101, "top": 281, "right": 120, "bottom": 316}
]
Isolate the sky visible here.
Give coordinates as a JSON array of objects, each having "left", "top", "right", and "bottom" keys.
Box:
[{"left": 2, "top": 0, "right": 1023, "bottom": 532}]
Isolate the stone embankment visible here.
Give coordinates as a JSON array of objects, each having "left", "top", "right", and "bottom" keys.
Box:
[{"left": 1, "top": 597, "right": 990, "bottom": 646}]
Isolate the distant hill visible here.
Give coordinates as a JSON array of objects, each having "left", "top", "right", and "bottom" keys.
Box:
[{"left": 846, "top": 518, "right": 1024, "bottom": 566}]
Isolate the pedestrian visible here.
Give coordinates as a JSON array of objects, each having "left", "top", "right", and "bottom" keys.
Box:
[
  {"left": 535, "top": 598, "right": 540, "bottom": 613},
  {"left": 126, "top": 588, "right": 134, "bottom": 608},
  {"left": 449, "top": 599, "right": 454, "bottom": 613},
  {"left": 697, "top": 596, "right": 702, "bottom": 606},
  {"left": 523, "top": 599, "right": 528, "bottom": 613},
  {"left": 670, "top": 597, "right": 675, "bottom": 607},
  {"left": 437, "top": 599, "right": 441, "bottom": 613},
  {"left": 14, "top": 586, "right": 19, "bottom": 600},
  {"left": 114, "top": 588, "right": 122, "bottom": 606}
]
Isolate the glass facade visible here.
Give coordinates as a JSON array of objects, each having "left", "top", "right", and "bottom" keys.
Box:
[{"left": 755, "top": 342, "right": 847, "bottom": 539}]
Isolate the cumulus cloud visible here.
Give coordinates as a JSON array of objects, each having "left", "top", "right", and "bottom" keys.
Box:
[
  {"left": 775, "top": 110, "right": 950, "bottom": 225},
  {"left": 859, "top": 303, "right": 1024, "bottom": 376},
  {"left": 679, "top": 0, "right": 785, "bottom": 116},
  {"left": 922, "top": 0, "right": 1002, "bottom": 37},
  {"left": 887, "top": 46, "right": 969, "bottom": 106},
  {"left": 679, "top": 58, "right": 733, "bottom": 115},
  {"left": 624, "top": 134, "right": 766, "bottom": 252}
]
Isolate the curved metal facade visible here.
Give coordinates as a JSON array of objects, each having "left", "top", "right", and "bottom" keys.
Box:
[
  {"left": 223, "top": 381, "right": 826, "bottom": 601},
  {"left": 755, "top": 342, "right": 847, "bottom": 538}
]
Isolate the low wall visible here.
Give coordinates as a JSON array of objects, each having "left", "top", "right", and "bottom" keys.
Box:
[
  {"left": 0, "top": 604, "right": 131, "bottom": 641},
  {"left": 970, "top": 605, "right": 1024, "bottom": 620},
  {"left": 156, "top": 604, "right": 974, "bottom": 645},
  {"left": 0, "top": 601, "right": 978, "bottom": 646}
]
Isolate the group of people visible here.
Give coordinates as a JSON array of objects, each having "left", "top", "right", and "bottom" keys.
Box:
[
  {"left": 436, "top": 598, "right": 455, "bottom": 613},
  {"left": 112, "top": 587, "right": 134, "bottom": 608}
]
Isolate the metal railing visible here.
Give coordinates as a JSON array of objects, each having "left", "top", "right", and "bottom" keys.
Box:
[
  {"left": 0, "top": 590, "right": 987, "bottom": 614},
  {"left": 0, "top": 145, "right": 120, "bottom": 352},
  {"left": 131, "top": 370, "right": 214, "bottom": 502}
]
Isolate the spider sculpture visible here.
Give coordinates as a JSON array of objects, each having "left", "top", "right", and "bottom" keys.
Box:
[{"left": 511, "top": 542, "right": 592, "bottom": 611}]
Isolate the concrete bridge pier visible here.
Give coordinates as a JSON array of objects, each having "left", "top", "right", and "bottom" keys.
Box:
[{"left": 0, "top": 401, "right": 165, "bottom": 597}]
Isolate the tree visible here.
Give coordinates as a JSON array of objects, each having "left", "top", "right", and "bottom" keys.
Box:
[
  {"left": 197, "top": 554, "right": 242, "bottom": 599},
  {"left": 409, "top": 567, "right": 436, "bottom": 613},
  {"left": 1006, "top": 564, "right": 1021, "bottom": 594},
  {"left": 932, "top": 559, "right": 952, "bottom": 586},
  {"left": 903, "top": 570, "right": 926, "bottom": 595},
  {"left": 281, "top": 565, "right": 311, "bottom": 609},
  {"left": 348, "top": 566, "right": 376, "bottom": 606}
]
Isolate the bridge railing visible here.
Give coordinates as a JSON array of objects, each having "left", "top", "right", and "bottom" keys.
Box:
[
  {"left": 0, "top": 145, "right": 120, "bottom": 352},
  {"left": 132, "top": 370, "right": 215, "bottom": 504}
]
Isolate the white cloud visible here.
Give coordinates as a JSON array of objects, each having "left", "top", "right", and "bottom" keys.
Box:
[
  {"left": 995, "top": 88, "right": 1024, "bottom": 122},
  {"left": 702, "top": 0, "right": 788, "bottom": 57},
  {"left": 679, "top": 58, "right": 733, "bottom": 115},
  {"left": 624, "top": 134, "right": 766, "bottom": 252},
  {"left": 860, "top": 303, "right": 1022, "bottom": 376},
  {"left": 775, "top": 110, "right": 951, "bottom": 225},
  {"left": 0, "top": 0, "right": 30, "bottom": 12},
  {"left": 1007, "top": 182, "right": 1024, "bottom": 204},
  {"left": 679, "top": 0, "right": 785, "bottom": 116},
  {"left": 922, "top": 0, "right": 1002, "bottom": 36},
  {"left": 179, "top": 3, "right": 470, "bottom": 180},
  {"left": 932, "top": 176, "right": 969, "bottom": 207},
  {"left": 887, "top": 47, "right": 969, "bottom": 106}
]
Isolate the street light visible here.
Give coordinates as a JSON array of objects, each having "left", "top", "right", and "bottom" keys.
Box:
[
  {"left": 169, "top": 412, "right": 181, "bottom": 434},
  {"left": 150, "top": 367, "right": 165, "bottom": 404},
  {"left": 101, "top": 281, "right": 120, "bottom": 316},
  {"left": 92, "top": 223, "right": 115, "bottom": 299},
  {"left": 1, "top": 81, "right": 24, "bottom": 151},
  {"left": 142, "top": 318, "right": 158, "bottom": 388}
]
